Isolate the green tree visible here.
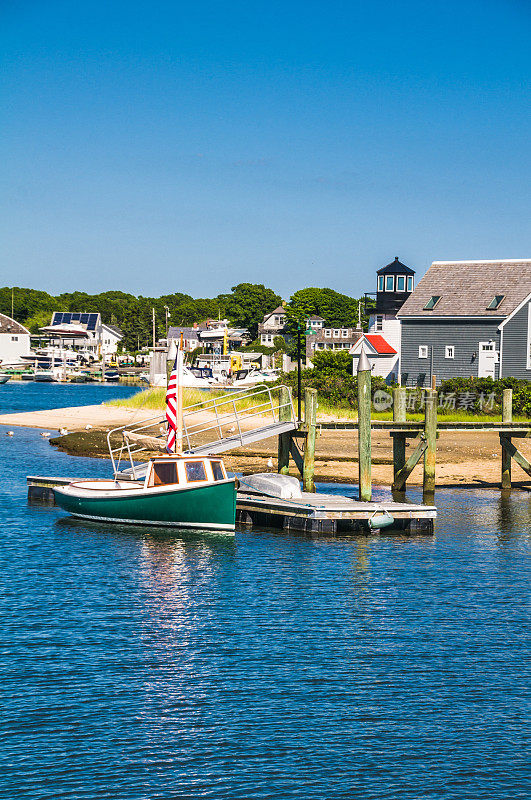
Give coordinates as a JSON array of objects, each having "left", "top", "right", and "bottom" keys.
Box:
[
  {"left": 219, "top": 283, "right": 281, "bottom": 338},
  {"left": 287, "top": 287, "right": 359, "bottom": 328}
]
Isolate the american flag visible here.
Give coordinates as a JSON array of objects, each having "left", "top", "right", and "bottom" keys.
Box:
[{"left": 165, "top": 352, "right": 180, "bottom": 453}]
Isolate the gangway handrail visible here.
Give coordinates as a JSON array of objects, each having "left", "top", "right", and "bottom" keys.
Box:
[{"left": 106, "top": 384, "right": 296, "bottom": 477}]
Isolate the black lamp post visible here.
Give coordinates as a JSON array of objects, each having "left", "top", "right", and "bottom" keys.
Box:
[{"left": 296, "top": 321, "right": 316, "bottom": 422}]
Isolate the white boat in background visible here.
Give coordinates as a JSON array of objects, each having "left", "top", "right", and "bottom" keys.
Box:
[{"left": 0, "top": 373, "right": 10, "bottom": 384}]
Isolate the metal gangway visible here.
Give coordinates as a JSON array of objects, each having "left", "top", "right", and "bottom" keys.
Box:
[{"left": 107, "top": 384, "right": 298, "bottom": 479}]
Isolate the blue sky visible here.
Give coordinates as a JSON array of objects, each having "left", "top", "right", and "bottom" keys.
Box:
[{"left": 2, "top": 0, "right": 530, "bottom": 298}]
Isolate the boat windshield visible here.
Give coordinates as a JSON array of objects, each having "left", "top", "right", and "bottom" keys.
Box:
[
  {"left": 210, "top": 461, "right": 225, "bottom": 481},
  {"left": 185, "top": 461, "right": 207, "bottom": 482},
  {"left": 149, "top": 462, "right": 179, "bottom": 487}
]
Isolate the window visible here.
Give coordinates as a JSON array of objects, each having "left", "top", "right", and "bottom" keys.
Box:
[
  {"left": 418, "top": 346, "right": 428, "bottom": 359},
  {"left": 185, "top": 461, "right": 207, "bottom": 482},
  {"left": 378, "top": 275, "right": 384, "bottom": 292},
  {"left": 423, "top": 295, "right": 441, "bottom": 310},
  {"left": 407, "top": 276, "right": 414, "bottom": 292},
  {"left": 324, "top": 329, "right": 331, "bottom": 337},
  {"left": 11, "top": 336, "right": 18, "bottom": 341},
  {"left": 333, "top": 329, "right": 340, "bottom": 337},
  {"left": 150, "top": 462, "right": 178, "bottom": 486},
  {"left": 341, "top": 329, "right": 348, "bottom": 337},
  {"left": 445, "top": 346, "right": 454, "bottom": 359},
  {"left": 375, "top": 315, "right": 383, "bottom": 331},
  {"left": 210, "top": 461, "right": 225, "bottom": 481},
  {"left": 396, "top": 276, "right": 405, "bottom": 292},
  {"left": 385, "top": 275, "right": 394, "bottom": 292},
  {"left": 486, "top": 295, "right": 505, "bottom": 310}
]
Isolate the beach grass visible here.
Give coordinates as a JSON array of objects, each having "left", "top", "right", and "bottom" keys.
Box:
[{"left": 108, "top": 387, "right": 526, "bottom": 423}]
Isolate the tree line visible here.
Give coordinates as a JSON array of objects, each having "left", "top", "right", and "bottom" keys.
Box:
[{"left": 0, "top": 283, "right": 373, "bottom": 352}]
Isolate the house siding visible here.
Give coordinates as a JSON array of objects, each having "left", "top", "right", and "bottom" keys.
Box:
[
  {"left": 501, "top": 302, "right": 530, "bottom": 379},
  {"left": 401, "top": 319, "right": 501, "bottom": 386}
]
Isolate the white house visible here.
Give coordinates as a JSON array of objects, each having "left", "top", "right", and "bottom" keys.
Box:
[
  {"left": 350, "top": 334, "right": 399, "bottom": 381},
  {"left": 0, "top": 313, "right": 31, "bottom": 365},
  {"left": 100, "top": 323, "right": 123, "bottom": 357}
]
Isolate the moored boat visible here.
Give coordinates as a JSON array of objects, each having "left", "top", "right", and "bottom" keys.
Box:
[{"left": 53, "top": 455, "right": 236, "bottom": 530}]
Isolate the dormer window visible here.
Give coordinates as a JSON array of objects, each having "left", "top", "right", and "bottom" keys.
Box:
[
  {"left": 423, "top": 295, "right": 441, "bottom": 310},
  {"left": 378, "top": 275, "right": 384, "bottom": 292},
  {"left": 486, "top": 295, "right": 505, "bottom": 310},
  {"left": 396, "top": 276, "right": 405, "bottom": 292},
  {"left": 385, "top": 275, "right": 394, "bottom": 291}
]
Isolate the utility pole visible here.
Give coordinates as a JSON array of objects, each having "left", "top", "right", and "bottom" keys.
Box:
[
  {"left": 152, "top": 308, "right": 156, "bottom": 350},
  {"left": 11, "top": 288, "right": 14, "bottom": 320}
]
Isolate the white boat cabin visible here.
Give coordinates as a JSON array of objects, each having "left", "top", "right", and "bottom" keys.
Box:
[{"left": 145, "top": 456, "right": 227, "bottom": 488}]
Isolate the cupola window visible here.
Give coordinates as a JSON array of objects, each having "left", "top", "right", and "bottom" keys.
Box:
[
  {"left": 407, "top": 276, "right": 414, "bottom": 292},
  {"left": 486, "top": 295, "right": 505, "bottom": 310},
  {"left": 423, "top": 295, "right": 441, "bottom": 310},
  {"left": 396, "top": 276, "right": 405, "bottom": 292},
  {"left": 378, "top": 275, "right": 384, "bottom": 292},
  {"left": 385, "top": 275, "right": 394, "bottom": 291}
]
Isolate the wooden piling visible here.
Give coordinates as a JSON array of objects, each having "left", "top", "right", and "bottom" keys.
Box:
[
  {"left": 392, "top": 387, "right": 406, "bottom": 490},
  {"left": 277, "top": 385, "right": 291, "bottom": 474},
  {"left": 303, "top": 388, "right": 317, "bottom": 492},
  {"left": 357, "top": 349, "right": 372, "bottom": 501},
  {"left": 423, "top": 389, "right": 437, "bottom": 497},
  {"left": 501, "top": 388, "right": 512, "bottom": 490}
]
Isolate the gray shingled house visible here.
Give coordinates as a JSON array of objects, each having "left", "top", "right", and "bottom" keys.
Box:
[{"left": 397, "top": 259, "right": 531, "bottom": 385}]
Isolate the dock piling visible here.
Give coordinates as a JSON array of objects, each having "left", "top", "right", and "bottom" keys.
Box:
[
  {"left": 277, "top": 385, "right": 292, "bottom": 474},
  {"left": 501, "top": 388, "right": 512, "bottom": 490},
  {"left": 392, "top": 388, "right": 406, "bottom": 489},
  {"left": 423, "top": 389, "right": 437, "bottom": 499},
  {"left": 357, "top": 348, "right": 372, "bottom": 501},
  {"left": 302, "top": 388, "right": 317, "bottom": 492}
]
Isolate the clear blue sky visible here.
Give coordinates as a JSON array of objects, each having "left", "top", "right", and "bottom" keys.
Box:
[{"left": 2, "top": 0, "right": 530, "bottom": 299}]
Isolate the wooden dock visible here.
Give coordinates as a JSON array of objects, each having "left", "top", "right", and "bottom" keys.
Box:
[{"left": 26, "top": 476, "right": 435, "bottom": 534}]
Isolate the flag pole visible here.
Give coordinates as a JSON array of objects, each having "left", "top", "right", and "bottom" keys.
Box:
[{"left": 175, "top": 333, "right": 184, "bottom": 455}]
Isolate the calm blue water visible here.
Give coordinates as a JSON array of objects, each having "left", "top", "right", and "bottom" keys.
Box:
[
  {"left": 0, "top": 380, "right": 139, "bottom": 415},
  {"left": 0, "top": 386, "right": 529, "bottom": 799}
]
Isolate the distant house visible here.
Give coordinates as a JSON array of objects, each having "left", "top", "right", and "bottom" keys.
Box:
[
  {"left": 167, "top": 325, "right": 203, "bottom": 352},
  {"left": 258, "top": 305, "right": 288, "bottom": 346},
  {"left": 0, "top": 313, "right": 31, "bottom": 365},
  {"left": 306, "top": 326, "right": 362, "bottom": 359},
  {"left": 350, "top": 334, "right": 398, "bottom": 380},
  {"left": 100, "top": 323, "right": 123, "bottom": 356},
  {"left": 398, "top": 259, "right": 531, "bottom": 385}
]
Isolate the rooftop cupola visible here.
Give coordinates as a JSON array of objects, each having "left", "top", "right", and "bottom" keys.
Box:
[{"left": 376, "top": 257, "right": 415, "bottom": 314}]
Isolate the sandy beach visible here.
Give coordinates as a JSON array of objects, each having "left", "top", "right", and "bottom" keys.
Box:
[{"left": 2, "top": 403, "right": 530, "bottom": 488}]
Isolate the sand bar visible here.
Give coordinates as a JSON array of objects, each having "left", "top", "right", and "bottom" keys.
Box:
[{"left": 0, "top": 404, "right": 157, "bottom": 432}]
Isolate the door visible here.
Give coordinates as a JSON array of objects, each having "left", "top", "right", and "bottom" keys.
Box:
[{"left": 478, "top": 341, "right": 497, "bottom": 378}]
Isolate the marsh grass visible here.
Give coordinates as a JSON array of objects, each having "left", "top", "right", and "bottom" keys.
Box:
[{"left": 108, "top": 387, "right": 526, "bottom": 423}]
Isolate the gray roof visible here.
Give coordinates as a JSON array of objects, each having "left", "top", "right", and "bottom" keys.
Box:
[
  {"left": 0, "top": 313, "right": 29, "bottom": 335},
  {"left": 397, "top": 260, "right": 531, "bottom": 318},
  {"left": 168, "top": 326, "right": 202, "bottom": 339},
  {"left": 102, "top": 323, "right": 123, "bottom": 338}
]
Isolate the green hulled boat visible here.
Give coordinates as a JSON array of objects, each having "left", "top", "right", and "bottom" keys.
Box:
[{"left": 54, "top": 455, "right": 236, "bottom": 531}]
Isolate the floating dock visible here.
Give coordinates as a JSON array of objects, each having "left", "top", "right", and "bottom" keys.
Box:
[{"left": 27, "top": 475, "right": 435, "bottom": 534}]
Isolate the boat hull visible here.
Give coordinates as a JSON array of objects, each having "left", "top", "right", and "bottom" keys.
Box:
[{"left": 54, "top": 479, "right": 237, "bottom": 531}]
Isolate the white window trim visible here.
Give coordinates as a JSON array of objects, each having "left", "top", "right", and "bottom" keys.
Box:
[
  {"left": 341, "top": 329, "right": 348, "bottom": 338},
  {"left": 407, "top": 276, "right": 414, "bottom": 292},
  {"left": 333, "top": 329, "right": 340, "bottom": 338},
  {"left": 378, "top": 276, "right": 384, "bottom": 292},
  {"left": 324, "top": 329, "right": 331, "bottom": 338},
  {"left": 385, "top": 275, "right": 394, "bottom": 292},
  {"left": 396, "top": 276, "right": 406, "bottom": 292},
  {"left": 375, "top": 315, "right": 383, "bottom": 331},
  {"left": 445, "top": 345, "right": 454, "bottom": 359},
  {"left": 528, "top": 302, "right": 531, "bottom": 369},
  {"left": 418, "top": 345, "right": 428, "bottom": 359}
]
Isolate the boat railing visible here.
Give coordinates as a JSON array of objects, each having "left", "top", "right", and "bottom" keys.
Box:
[{"left": 106, "top": 384, "right": 296, "bottom": 478}]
